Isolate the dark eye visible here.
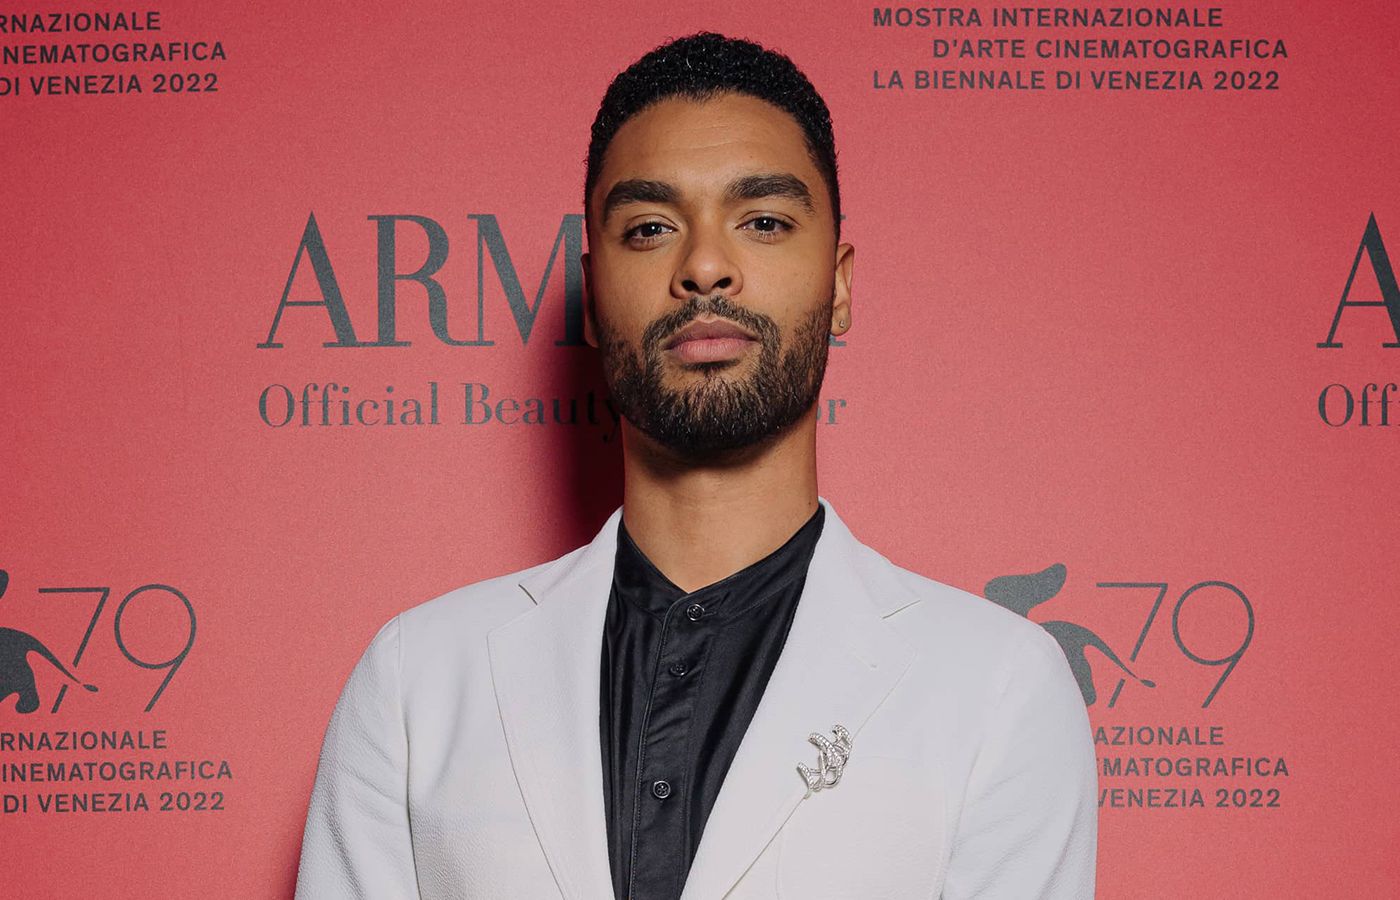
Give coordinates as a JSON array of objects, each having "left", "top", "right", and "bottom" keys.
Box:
[
  {"left": 624, "top": 221, "right": 673, "bottom": 244},
  {"left": 745, "top": 216, "right": 790, "bottom": 236}
]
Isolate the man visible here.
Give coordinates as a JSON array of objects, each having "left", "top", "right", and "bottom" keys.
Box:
[{"left": 295, "top": 32, "right": 1096, "bottom": 900}]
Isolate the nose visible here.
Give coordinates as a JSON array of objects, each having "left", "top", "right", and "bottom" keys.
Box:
[{"left": 671, "top": 223, "right": 743, "bottom": 300}]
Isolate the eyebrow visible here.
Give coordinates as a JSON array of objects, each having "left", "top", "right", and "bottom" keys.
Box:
[
  {"left": 601, "top": 179, "right": 678, "bottom": 224},
  {"left": 723, "top": 173, "right": 815, "bottom": 214},
  {"left": 601, "top": 172, "right": 816, "bottom": 224}
]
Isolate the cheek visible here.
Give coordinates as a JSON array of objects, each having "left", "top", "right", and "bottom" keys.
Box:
[
  {"left": 781, "top": 289, "right": 837, "bottom": 349},
  {"left": 747, "top": 256, "right": 833, "bottom": 333},
  {"left": 594, "top": 300, "right": 662, "bottom": 357},
  {"left": 591, "top": 257, "right": 657, "bottom": 337},
  {"left": 748, "top": 242, "right": 831, "bottom": 297}
]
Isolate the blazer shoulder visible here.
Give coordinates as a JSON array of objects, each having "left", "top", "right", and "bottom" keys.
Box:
[
  {"left": 395, "top": 545, "right": 584, "bottom": 641},
  {"left": 856, "top": 549, "right": 1079, "bottom": 729},
  {"left": 858, "top": 544, "right": 1056, "bottom": 659}
]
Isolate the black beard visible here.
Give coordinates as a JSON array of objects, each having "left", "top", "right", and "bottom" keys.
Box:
[{"left": 596, "top": 293, "right": 831, "bottom": 458}]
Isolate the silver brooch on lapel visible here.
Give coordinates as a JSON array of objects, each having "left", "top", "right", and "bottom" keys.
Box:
[{"left": 797, "top": 723, "right": 852, "bottom": 795}]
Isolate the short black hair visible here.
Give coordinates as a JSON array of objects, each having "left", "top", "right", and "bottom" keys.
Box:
[{"left": 585, "top": 31, "right": 841, "bottom": 240}]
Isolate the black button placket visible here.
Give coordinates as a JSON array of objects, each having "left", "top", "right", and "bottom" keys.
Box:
[{"left": 626, "top": 593, "right": 720, "bottom": 900}]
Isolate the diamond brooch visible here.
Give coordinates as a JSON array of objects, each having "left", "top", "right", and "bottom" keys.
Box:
[{"left": 797, "top": 723, "right": 852, "bottom": 795}]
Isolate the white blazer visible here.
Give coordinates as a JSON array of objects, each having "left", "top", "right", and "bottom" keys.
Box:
[{"left": 295, "top": 497, "right": 1096, "bottom": 899}]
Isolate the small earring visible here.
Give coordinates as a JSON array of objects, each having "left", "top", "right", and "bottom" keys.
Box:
[{"left": 837, "top": 318, "right": 847, "bottom": 328}]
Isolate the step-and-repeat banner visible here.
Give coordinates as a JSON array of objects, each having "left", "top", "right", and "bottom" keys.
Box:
[{"left": 4, "top": 2, "right": 1397, "bottom": 897}]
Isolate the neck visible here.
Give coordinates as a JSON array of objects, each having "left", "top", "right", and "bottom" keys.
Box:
[{"left": 618, "top": 412, "right": 820, "bottom": 593}]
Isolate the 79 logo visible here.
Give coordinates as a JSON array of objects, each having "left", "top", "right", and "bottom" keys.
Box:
[
  {"left": 0, "top": 569, "right": 197, "bottom": 715},
  {"left": 984, "top": 564, "right": 1254, "bottom": 709}
]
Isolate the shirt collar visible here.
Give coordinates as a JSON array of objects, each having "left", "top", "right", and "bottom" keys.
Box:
[{"left": 613, "top": 504, "right": 826, "bottom": 621}]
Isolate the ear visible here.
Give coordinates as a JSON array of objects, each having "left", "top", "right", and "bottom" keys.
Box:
[
  {"left": 581, "top": 251, "right": 599, "bottom": 348},
  {"left": 830, "top": 242, "right": 855, "bottom": 337}
]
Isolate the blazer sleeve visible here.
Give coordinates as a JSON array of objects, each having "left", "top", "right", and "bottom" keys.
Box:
[
  {"left": 295, "top": 615, "right": 421, "bottom": 899},
  {"left": 941, "top": 625, "right": 1098, "bottom": 899}
]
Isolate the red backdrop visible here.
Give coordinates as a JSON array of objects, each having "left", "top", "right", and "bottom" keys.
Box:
[{"left": 4, "top": 1, "right": 1398, "bottom": 896}]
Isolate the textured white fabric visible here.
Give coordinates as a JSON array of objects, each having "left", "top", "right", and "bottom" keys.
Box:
[{"left": 295, "top": 498, "right": 1097, "bottom": 899}]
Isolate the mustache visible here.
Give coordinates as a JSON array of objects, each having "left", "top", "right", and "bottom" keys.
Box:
[{"left": 643, "top": 295, "right": 779, "bottom": 352}]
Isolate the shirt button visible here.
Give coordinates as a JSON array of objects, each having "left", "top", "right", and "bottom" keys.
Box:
[
  {"left": 685, "top": 603, "right": 705, "bottom": 621},
  {"left": 652, "top": 779, "right": 672, "bottom": 799},
  {"left": 668, "top": 661, "right": 688, "bottom": 677}
]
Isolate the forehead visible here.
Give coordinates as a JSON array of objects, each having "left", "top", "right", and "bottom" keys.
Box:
[{"left": 593, "top": 92, "right": 820, "bottom": 207}]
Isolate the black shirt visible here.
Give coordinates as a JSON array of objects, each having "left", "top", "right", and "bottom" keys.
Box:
[{"left": 598, "top": 504, "right": 826, "bottom": 900}]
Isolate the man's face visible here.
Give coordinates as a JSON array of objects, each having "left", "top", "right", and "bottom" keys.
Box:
[{"left": 583, "top": 92, "right": 854, "bottom": 459}]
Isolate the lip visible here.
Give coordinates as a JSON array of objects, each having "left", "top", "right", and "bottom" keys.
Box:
[
  {"left": 662, "top": 318, "right": 757, "bottom": 350},
  {"left": 662, "top": 318, "right": 759, "bottom": 365}
]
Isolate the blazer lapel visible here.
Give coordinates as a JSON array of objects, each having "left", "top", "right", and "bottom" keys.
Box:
[
  {"left": 488, "top": 508, "right": 623, "bottom": 900},
  {"left": 678, "top": 497, "right": 918, "bottom": 900}
]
